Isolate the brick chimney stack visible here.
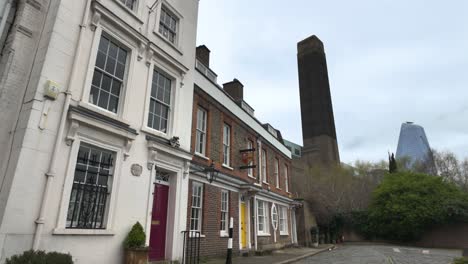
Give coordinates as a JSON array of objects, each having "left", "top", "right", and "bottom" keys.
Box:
[
  {"left": 297, "top": 35, "right": 340, "bottom": 164},
  {"left": 196, "top": 45, "right": 211, "bottom": 67},
  {"left": 223, "top": 79, "right": 244, "bottom": 102}
]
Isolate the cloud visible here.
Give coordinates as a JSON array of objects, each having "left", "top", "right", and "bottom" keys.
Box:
[{"left": 197, "top": 0, "right": 468, "bottom": 164}]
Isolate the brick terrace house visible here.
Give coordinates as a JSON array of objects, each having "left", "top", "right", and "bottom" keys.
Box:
[{"left": 187, "top": 46, "right": 299, "bottom": 257}]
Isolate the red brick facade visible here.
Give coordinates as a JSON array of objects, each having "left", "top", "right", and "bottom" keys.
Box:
[
  {"left": 190, "top": 86, "right": 292, "bottom": 197},
  {"left": 187, "top": 84, "right": 295, "bottom": 256}
]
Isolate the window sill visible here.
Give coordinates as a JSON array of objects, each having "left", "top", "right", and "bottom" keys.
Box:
[
  {"left": 222, "top": 164, "right": 234, "bottom": 171},
  {"left": 194, "top": 152, "right": 209, "bottom": 161},
  {"left": 276, "top": 187, "right": 282, "bottom": 190},
  {"left": 257, "top": 233, "right": 271, "bottom": 237},
  {"left": 253, "top": 182, "right": 262, "bottom": 187},
  {"left": 247, "top": 175, "right": 256, "bottom": 179},
  {"left": 220, "top": 231, "right": 229, "bottom": 237},
  {"left": 262, "top": 182, "right": 270, "bottom": 185},
  {"left": 141, "top": 126, "right": 170, "bottom": 140},
  {"left": 113, "top": 0, "right": 144, "bottom": 24},
  {"left": 280, "top": 232, "right": 289, "bottom": 236},
  {"left": 53, "top": 228, "right": 115, "bottom": 236},
  {"left": 78, "top": 101, "right": 130, "bottom": 125},
  {"left": 189, "top": 233, "right": 206, "bottom": 238},
  {"left": 154, "top": 31, "right": 183, "bottom": 56}
]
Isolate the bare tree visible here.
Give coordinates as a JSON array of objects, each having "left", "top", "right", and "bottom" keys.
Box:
[
  {"left": 302, "top": 162, "right": 385, "bottom": 227},
  {"left": 433, "top": 149, "right": 468, "bottom": 191}
]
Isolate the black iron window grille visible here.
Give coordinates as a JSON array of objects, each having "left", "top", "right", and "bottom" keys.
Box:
[{"left": 66, "top": 144, "right": 115, "bottom": 229}]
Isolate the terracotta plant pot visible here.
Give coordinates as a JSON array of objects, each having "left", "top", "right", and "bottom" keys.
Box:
[{"left": 125, "top": 248, "right": 149, "bottom": 264}]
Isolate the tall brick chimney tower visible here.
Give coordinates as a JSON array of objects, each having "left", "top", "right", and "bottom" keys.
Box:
[{"left": 297, "top": 35, "right": 340, "bottom": 164}]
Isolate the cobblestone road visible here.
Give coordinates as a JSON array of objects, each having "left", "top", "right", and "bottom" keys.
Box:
[{"left": 294, "top": 245, "right": 462, "bottom": 264}]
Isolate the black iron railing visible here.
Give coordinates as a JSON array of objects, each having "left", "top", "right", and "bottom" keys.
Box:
[{"left": 181, "top": 231, "right": 201, "bottom": 264}]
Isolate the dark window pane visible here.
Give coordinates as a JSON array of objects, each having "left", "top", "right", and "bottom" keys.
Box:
[
  {"left": 153, "top": 116, "right": 161, "bottom": 130},
  {"left": 98, "top": 173, "right": 108, "bottom": 186},
  {"left": 105, "top": 58, "right": 116, "bottom": 75},
  {"left": 115, "top": 63, "right": 125, "bottom": 79},
  {"left": 108, "top": 95, "right": 118, "bottom": 113},
  {"left": 158, "top": 74, "right": 165, "bottom": 90},
  {"left": 101, "top": 74, "right": 112, "bottom": 92},
  {"left": 147, "top": 113, "right": 153, "bottom": 128},
  {"left": 92, "top": 70, "right": 102, "bottom": 87},
  {"left": 111, "top": 80, "right": 121, "bottom": 96},
  {"left": 150, "top": 100, "right": 156, "bottom": 114},
  {"left": 151, "top": 82, "right": 157, "bottom": 98},
  {"left": 157, "top": 84, "right": 164, "bottom": 101},
  {"left": 89, "top": 87, "right": 99, "bottom": 105},
  {"left": 108, "top": 43, "right": 118, "bottom": 59},
  {"left": 163, "top": 87, "right": 171, "bottom": 104},
  {"left": 161, "top": 105, "right": 168, "bottom": 119},
  {"left": 117, "top": 49, "right": 127, "bottom": 64},
  {"left": 155, "top": 102, "right": 162, "bottom": 116},
  {"left": 87, "top": 167, "right": 98, "bottom": 184},
  {"left": 98, "top": 37, "right": 109, "bottom": 53},
  {"left": 98, "top": 91, "right": 109, "bottom": 109},
  {"left": 74, "top": 164, "right": 87, "bottom": 183},
  {"left": 160, "top": 118, "right": 167, "bottom": 132},
  {"left": 96, "top": 51, "right": 106, "bottom": 69}
]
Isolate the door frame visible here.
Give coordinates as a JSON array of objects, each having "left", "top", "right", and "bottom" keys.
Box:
[
  {"left": 149, "top": 182, "right": 170, "bottom": 261},
  {"left": 238, "top": 195, "right": 251, "bottom": 250}
]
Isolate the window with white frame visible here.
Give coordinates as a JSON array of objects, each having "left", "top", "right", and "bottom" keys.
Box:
[
  {"left": 279, "top": 206, "right": 288, "bottom": 235},
  {"left": 159, "top": 7, "right": 178, "bottom": 44},
  {"left": 271, "top": 204, "right": 278, "bottom": 231},
  {"left": 90, "top": 35, "right": 128, "bottom": 113},
  {"left": 66, "top": 144, "right": 115, "bottom": 229},
  {"left": 220, "top": 190, "right": 229, "bottom": 234},
  {"left": 195, "top": 107, "right": 207, "bottom": 155},
  {"left": 284, "top": 165, "right": 289, "bottom": 192},
  {"left": 247, "top": 140, "right": 254, "bottom": 177},
  {"left": 147, "top": 70, "right": 172, "bottom": 133},
  {"left": 118, "top": 0, "right": 136, "bottom": 10},
  {"left": 190, "top": 182, "right": 203, "bottom": 232},
  {"left": 261, "top": 149, "right": 267, "bottom": 183},
  {"left": 223, "top": 124, "right": 231, "bottom": 166},
  {"left": 257, "top": 200, "right": 269, "bottom": 235},
  {"left": 274, "top": 158, "right": 280, "bottom": 188}
]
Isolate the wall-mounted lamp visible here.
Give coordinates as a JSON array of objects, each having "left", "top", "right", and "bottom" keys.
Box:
[{"left": 190, "top": 161, "right": 219, "bottom": 184}]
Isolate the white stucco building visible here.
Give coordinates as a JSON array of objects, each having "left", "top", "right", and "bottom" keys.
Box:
[{"left": 0, "top": 0, "right": 199, "bottom": 263}]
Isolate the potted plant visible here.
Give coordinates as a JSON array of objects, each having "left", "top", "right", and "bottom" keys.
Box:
[{"left": 124, "top": 222, "right": 149, "bottom": 264}]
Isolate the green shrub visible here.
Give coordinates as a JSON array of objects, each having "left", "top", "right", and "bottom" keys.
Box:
[
  {"left": 454, "top": 257, "right": 468, "bottom": 264},
  {"left": 363, "top": 172, "right": 468, "bottom": 241},
  {"left": 5, "top": 250, "right": 73, "bottom": 264},
  {"left": 124, "top": 222, "right": 146, "bottom": 249}
]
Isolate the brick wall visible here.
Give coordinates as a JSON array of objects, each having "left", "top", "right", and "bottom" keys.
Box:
[
  {"left": 189, "top": 85, "right": 295, "bottom": 255},
  {"left": 187, "top": 180, "right": 240, "bottom": 257},
  {"left": 191, "top": 86, "right": 292, "bottom": 198}
]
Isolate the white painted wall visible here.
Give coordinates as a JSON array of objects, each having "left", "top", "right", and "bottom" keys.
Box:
[{"left": 0, "top": 0, "right": 199, "bottom": 263}]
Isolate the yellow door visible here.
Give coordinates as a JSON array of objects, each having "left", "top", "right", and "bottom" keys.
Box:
[{"left": 240, "top": 202, "right": 247, "bottom": 248}]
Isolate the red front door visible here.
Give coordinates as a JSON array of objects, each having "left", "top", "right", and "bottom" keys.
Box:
[{"left": 149, "top": 183, "right": 169, "bottom": 261}]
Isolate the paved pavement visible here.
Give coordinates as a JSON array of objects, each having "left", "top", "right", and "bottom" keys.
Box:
[
  {"left": 202, "top": 245, "right": 334, "bottom": 264},
  {"left": 293, "top": 244, "right": 462, "bottom": 264}
]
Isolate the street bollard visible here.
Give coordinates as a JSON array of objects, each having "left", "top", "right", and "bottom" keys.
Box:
[{"left": 226, "top": 217, "right": 233, "bottom": 264}]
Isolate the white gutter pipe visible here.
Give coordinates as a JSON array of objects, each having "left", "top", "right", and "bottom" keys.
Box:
[{"left": 32, "top": 0, "right": 93, "bottom": 250}]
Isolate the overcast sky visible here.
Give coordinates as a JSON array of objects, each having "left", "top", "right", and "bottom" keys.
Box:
[{"left": 196, "top": 0, "right": 468, "bottom": 164}]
